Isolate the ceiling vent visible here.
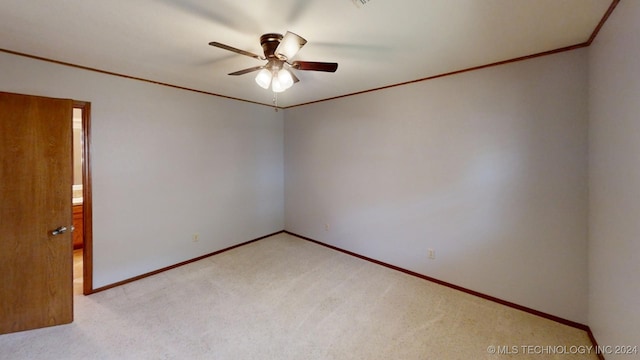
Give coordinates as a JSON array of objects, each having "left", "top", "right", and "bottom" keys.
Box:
[{"left": 352, "top": 0, "right": 372, "bottom": 8}]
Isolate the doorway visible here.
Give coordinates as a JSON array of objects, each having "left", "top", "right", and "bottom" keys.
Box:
[
  {"left": 1, "top": 92, "right": 75, "bottom": 333},
  {"left": 0, "top": 93, "right": 93, "bottom": 334},
  {"left": 72, "top": 101, "right": 93, "bottom": 295}
]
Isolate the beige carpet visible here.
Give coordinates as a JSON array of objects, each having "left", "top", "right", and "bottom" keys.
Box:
[{"left": 0, "top": 233, "right": 597, "bottom": 359}]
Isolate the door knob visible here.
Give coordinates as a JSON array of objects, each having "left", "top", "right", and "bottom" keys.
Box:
[{"left": 51, "top": 226, "right": 68, "bottom": 236}]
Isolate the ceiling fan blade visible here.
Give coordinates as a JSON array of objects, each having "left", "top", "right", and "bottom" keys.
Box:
[
  {"left": 291, "top": 61, "right": 338, "bottom": 72},
  {"left": 209, "top": 42, "right": 264, "bottom": 60},
  {"left": 275, "top": 31, "right": 307, "bottom": 60},
  {"left": 290, "top": 71, "right": 300, "bottom": 83},
  {"left": 228, "top": 66, "right": 265, "bottom": 76}
]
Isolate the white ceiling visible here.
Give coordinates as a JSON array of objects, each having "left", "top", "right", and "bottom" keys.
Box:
[{"left": 0, "top": 0, "right": 613, "bottom": 108}]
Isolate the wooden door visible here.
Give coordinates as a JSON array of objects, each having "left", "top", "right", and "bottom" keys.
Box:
[{"left": 0, "top": 92, "right": 73, "bottom": 334}]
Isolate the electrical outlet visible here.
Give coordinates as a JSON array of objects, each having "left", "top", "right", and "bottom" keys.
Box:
[
  {"left": 192, "top": 233, "right": 200, "bottom": 242},
  {"left": 428, "top": 248, "right": 435, "bottom": 260},
  {"left": 325, "top": 224, "right": 329, "bottom": 231}
]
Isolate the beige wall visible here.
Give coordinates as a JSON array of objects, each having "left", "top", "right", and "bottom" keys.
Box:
[
  {"left": 0, "top": 51, "right": 285, "bottom": 288},
  {"left": 285, "top": 49, "right": 589, "bottom": 323},
  {"left": 73, "top": 108, "right": 82, "bottom": 186},
  {"left": 588, "top": 0, "right": 640, "bottom": 354}
]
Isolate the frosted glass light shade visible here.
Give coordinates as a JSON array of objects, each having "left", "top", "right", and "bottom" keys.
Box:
[
  {"left": 278, "top": 69, "right": 294, "bottom": 89},
  {"left": 275, "top": 31, "right": 307, "bottom": 60},
  {"left": 255, "top": 69, "right": 272, "bottom": 89},
  {"left": 271, "top": 76, "right": 286, "bottom": 93}
]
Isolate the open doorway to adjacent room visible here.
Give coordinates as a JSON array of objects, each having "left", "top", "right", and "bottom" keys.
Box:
[{"left": 72, "top": 101, "right": 93, "bottom": 295}]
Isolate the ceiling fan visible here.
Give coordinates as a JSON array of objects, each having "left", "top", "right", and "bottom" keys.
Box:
[{"left": 209, "top": 31, "right": 338, "bottom": 93}]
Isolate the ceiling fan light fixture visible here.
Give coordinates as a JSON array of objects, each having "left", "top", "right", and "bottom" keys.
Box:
[
  {"left": 255, "top": 68, "right": 272, "bottom": 89},
  {"left": 271, "top": 76, "right": 286, "bottom": 93},
  {"left": 211, "top": 31, "right": 337, "bottom": 93},
  {"left": 277, "top": 69, "right": 294, "bottom": 89},
  {"left": 275, "top": 31, "right": 307, "bottom": 61}
]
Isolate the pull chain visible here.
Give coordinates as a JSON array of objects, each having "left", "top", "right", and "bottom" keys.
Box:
[{"left": 273, "top": 92, "right": 278, "bottom": 112}]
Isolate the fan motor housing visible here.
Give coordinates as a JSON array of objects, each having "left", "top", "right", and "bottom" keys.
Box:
[{"left": 260, "top": 33, "right": 283, "bottom": 59}]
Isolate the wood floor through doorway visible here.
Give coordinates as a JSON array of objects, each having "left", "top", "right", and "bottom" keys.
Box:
[{"left": 73, "top": 249, "right": 83, "bottom": 296}]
